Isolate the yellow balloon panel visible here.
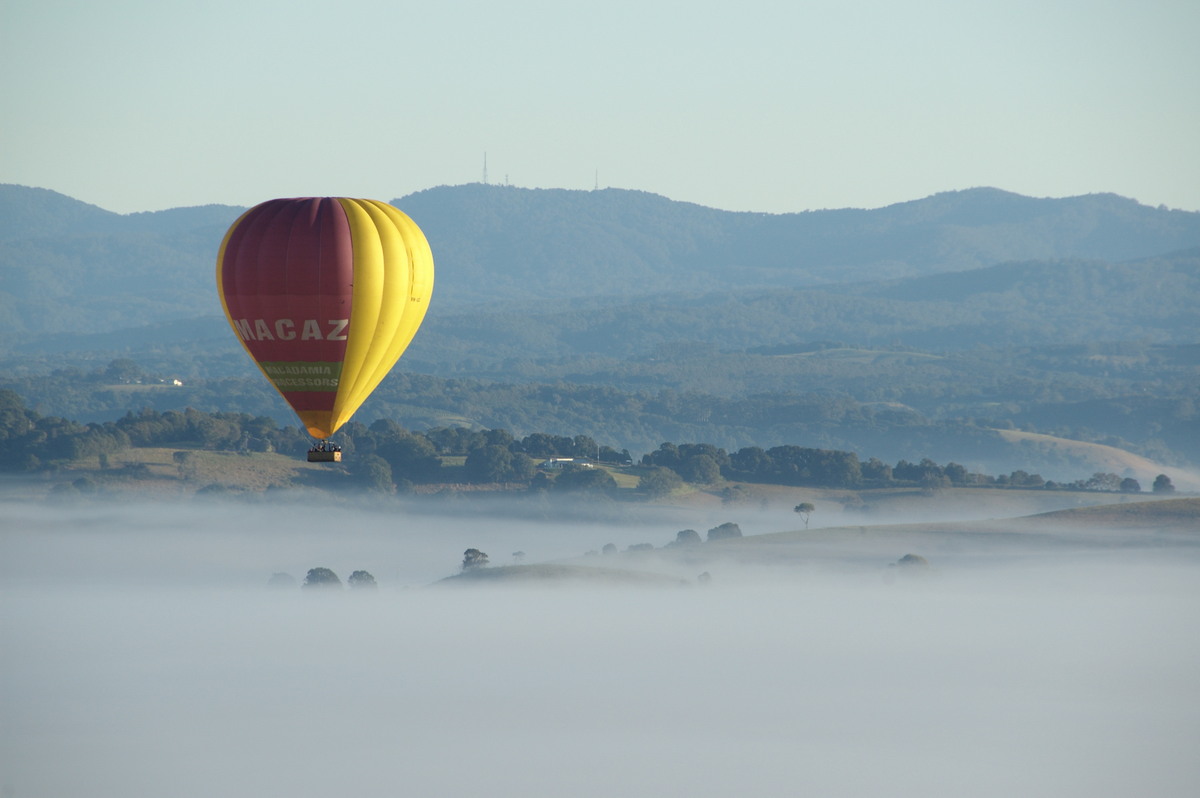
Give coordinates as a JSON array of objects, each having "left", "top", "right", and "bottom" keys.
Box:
[{"left": 329, "top": 198, "right": 435, "bottom": 435}]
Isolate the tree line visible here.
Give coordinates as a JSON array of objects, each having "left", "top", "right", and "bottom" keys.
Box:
[{"left": 0, "top": 390, "right": 1177, "bottom": 497}]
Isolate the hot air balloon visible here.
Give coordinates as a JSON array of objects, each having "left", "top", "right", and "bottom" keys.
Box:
[{"left": 216, "top": 197, "right": 433, "bottom": 461}]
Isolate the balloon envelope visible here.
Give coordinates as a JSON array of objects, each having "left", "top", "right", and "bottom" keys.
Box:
[{"left": 216, "top": 197, "right": 433, "bottom": 439}]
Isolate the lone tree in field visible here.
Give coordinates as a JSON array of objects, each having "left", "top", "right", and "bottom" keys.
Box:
[
  {"left": 1153, "top": 474, "right": 1176, "bottom": 494},
  {"left": 793, "top": 502, "right": 815, "bottom": 529},
  {"left": 302, "top": 567, "right": 342, "bottom": 590},
  {"left": 462, "top": 548, "right": 490, "bottom": 571},
  {"left": 347, "top": 570, "right": 378, "bottom": 590}
]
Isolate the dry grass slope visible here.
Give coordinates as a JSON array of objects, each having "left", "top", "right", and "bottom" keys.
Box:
[
  {"left": 1023, "top": 497, "right": 1200, "bottom": 529},
  {"left": 996, "top": 429, "right": 1200, "bottom": 491},
  {"left": 61, "top": 447, "right": 327, "bottom": 496},
  {"left": 438, "top": 563, "right": 689, "bottom": 587}
]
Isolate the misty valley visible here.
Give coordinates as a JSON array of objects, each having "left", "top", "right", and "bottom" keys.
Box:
[
  {"left": 4, "top": 485, "right": 1199, "bottom": 798},
  {"left": 2, "top": 183, "right": 1198, "bottom": 798}
]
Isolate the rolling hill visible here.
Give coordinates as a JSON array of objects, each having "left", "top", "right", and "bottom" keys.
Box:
[
  {"left": 994, "top": 430, "right": 1200, "bottom": 492},
  {"left": 4, "top": 182, "right": 1200, "bottom": 340},
  {"left": 432, "top": 496, "right": 1200, "bottom": 587}
]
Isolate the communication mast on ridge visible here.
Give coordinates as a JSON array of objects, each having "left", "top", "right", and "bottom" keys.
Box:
[{"left": 482, "top": 152, "right": 489, "bottom": 185}]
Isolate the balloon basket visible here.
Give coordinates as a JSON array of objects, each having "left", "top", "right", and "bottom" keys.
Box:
[{"left": 307, "top": 450, "right": 342, "bottom": 463}]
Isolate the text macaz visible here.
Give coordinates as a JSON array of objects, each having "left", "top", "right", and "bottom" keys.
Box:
[{"left": 232, "top": 319, "right": 349, "bottom": 342}]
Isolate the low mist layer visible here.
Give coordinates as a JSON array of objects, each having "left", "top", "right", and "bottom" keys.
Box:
[{"left": 2, "top": 495, "right": 1198, "bottom": 798}]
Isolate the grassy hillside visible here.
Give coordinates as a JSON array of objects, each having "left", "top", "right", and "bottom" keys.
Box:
[
  {"left": 1024, "top": 497, "right": 1200, "bottom": 528},
  {"left": 46, "top": 447, "right": 343, "bottom": 497},
  {"left": 996, "top": 429, "right": 1200, "bottom": 491},
  {"left": 421, "top": 495, "right": 1200, "bottom": 588},
  {"left": 437, "top": 563, "right": 688, "bottom": 587},
  {"left": 34, "top": 438, "right": 1186, "bottom": 514}
]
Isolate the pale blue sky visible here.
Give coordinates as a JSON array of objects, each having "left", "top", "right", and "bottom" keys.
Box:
[{"left": 2, "top": 0, "right": 1197, "bottom": 214}]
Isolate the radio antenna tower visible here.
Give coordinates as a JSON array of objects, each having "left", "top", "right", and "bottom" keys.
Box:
[{"left": 482, "top": 152, "right": 489, "bottom": 185}]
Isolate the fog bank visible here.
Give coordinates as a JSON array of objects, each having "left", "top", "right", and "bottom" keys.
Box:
[{"left": 2, "top": 496, "right": 1198, "bottom": 797}]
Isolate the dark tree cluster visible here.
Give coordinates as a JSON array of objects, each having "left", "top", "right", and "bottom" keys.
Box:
[
  {"left": 642, "top": 443, "right": 729, "bottom": 485},
  {"left": 275, "top": 568, "right": 377, "bottom": 591},
  {"left": 0, "top": 389, "right": 133, "bottom": 471},
  {"left": 725, "top": 445, "right": 863, "bottom": 487},
  {"left": 706, "top": 522, "right": 743, "bottom": 542}
]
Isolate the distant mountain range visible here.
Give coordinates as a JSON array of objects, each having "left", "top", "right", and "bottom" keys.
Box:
[
  {"left": 3, "top": 183, "right": 1200, "bottom": 344},
  {"left": 3, "top": 183, "right": 1197, "bottom": 477}
]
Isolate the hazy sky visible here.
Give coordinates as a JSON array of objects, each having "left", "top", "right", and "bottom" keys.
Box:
[{"left": 3, "top": 0, "right": 1198, "bottom": 214}]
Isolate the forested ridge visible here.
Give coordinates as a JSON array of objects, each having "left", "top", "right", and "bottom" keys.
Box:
[
  {"left": 0, "top": 389, "right": 1175, "bottom": 500},
  {"left": 2, "top": 183, "right": 1196, "bottom": 485}
]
